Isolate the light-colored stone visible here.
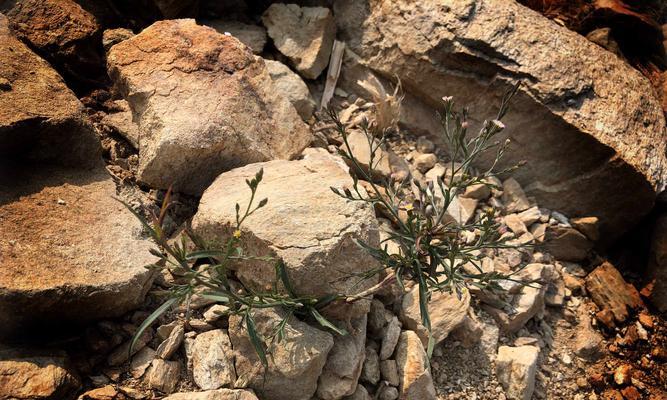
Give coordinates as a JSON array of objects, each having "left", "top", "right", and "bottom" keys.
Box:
[
  {"left": 379, "top": 316, "right": 401, "bottom": 360},
  {"left": 0, "top": 167, "right": 156, "bottom": 337},
  {"left": 262, "top": 4, "right": 335, "bottom": 79},
  {"left": 502, "top": 178, "right": 531, "bottom": 213},
  {"left": 317, "top": 316, "right": 367, "bottom": 400},
  {"left": 360, "top": 346, "right": 380, "bottom": 385},
  {"left": 341, "top": 129, "right": 392, "bottom": 179},
  {"left": 395, "top": 330, "right": 436, "bottom": 400},
  {"left": 265, "top": 59, "right": 316, "bottom": 120},
  {"left": 571, "top": 216, "right": 600, "bottom": 242},
  {"left": 400, "top": 286, "right": 470, "bottom": 346},
  {"left": 414, "top": 153, "right": 437, "bottom": 173},
  {"left": 518, "top": 207, "right": 542, "bottom": 226},
  {"left": 496, "top": 345, "right": 540, "bottom": 400},
  {"left": 130, "top": 346, "right": 156, "bottom": 379},
  {"left": 192, "top": 149, "right": 380, "bottom": 319},
  {"left": 335, "top": 0, "right": 667, "bottom": 243},
  {"left": 100, "top": 100, "right": 140, "bottom": 149},
  {"left": 107, "top": 19, "right": 311, "bottom": 195},
  {"left": 102, "top": 28, "right": 134, "bottom": 52},
  {"left": 191, "top": 329, "right": 236, "bottom": 390},
  {"left": 145, "top": 359, "right": 180, "bottom": 394},
  {"left": 229, "top": 308, "right": 333, "bottom": 400},
  {"left": 164, "top": 389, "right": 259, "bottom": 400},
  {"left": 157, "top": 323, "right": 184, "bottom": 360},
  {"left": 205, "top": 20, "right": 267, "bottom": 54},
  {"left": 504, "top": 214, "right": 528, "bottom": 236},
  {"left": 0, "top": 349, "right": 80, "bottom": 400},
  {"left": 203, "top": 305, "right": 229, "bottom": 323}
]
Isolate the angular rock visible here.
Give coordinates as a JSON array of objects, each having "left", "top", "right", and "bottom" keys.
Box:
[
  {"left": 205, "top": 20, "right": 267, "bottom": 54},
  {"left": 502, "top": 178, "right": 531, "bottom": 213},
  {"left": 379, "top": 316, "right": 401, "bottom": 360},
  {"left": 496, "top": 345, "right": 540, "bottom": 400},
  {"left": 145, "top": 359, "right": 180, "bottom": 394},
  {"left": 0, "top": 14, "right": 100, "bottom": 167},
  {"left": 107, "top": 19, "right": 311, "bottom": 195},
  {"left": 102, "top": 28, "right": 134, "bottom": 52},
  {"left": 0, "top": 349, "right": 80, "bottom": 400},
  {"left": 335, "top": 0, "right": 667, "bottom": 243},
  {"left": 130, "top": 346, "right": 156, "bottom": 379},
  {"left": 100, "top": 100, "right": 140, "bottom": 149},
  {"left": 3, "top": 0, "right": 104, "bottom": 84},
  {"left": 395, "top": 330, "right": 436, "bottom": 400},
  {"left": 380, "top": 359, "right": 400, "bottom": 387},
  {"left": 203, "top": 304, "right": 229, "bottom": 324},
  {"left": 648, "top": 212, "right": 667, "bottom": 311},
  {"left": 262, "top": 4, "right": 335, "bottom": 79},
  {"left": 265, "top": 60, "right": 316, "bottom": 120},
  {"left": 574, "top": 305, "right": 604, "bottom": 359},
  {"left": 0, "top": 166, "right": 155, "bottom": 337},
  {"left": 368, "top": 299, "right": 393, "bottom": 339},
  {"left": 164, "top": 389, "right": 259, "bottom": 400},
  {"left": 571, "top": 216, "right": 600, "bottom": 242},
  {"left": 345, "top": 385, "right": 371, "bottom": 400},
  {"left": 542, "top": 226, "right": 593, "bottom": 262},
  {"left": 585, "top": 262, "right": 644, "bottom": 325},
  {"left": 378, "top": 386, "right": 399, "bottom": 400},
  {"left": 157, "top": 323, "right": 184, "bottom": 360},
  {"left": 343, "top": 129, "right": 392, "bottom": 180},
  {"left": 192, "top": 149, "right": 380, "bottom": 319},
  {"left": 191, "top": 329, "right": 236, "bottom": 390},
  {"left": 400, "top": 286, "right": 470, "bottom": 346},
  {"left": 317, "top": 316, "right": 367, "bottom": 400},
  {"left": 359, "top": 346, "right": 380, "bottom": 385},
  {"left": 229, "top": 308, "right": 333, "bottom": 400}
]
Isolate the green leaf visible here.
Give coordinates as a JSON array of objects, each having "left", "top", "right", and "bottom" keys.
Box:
[
  {"left": 185, "top": 250, "right": 225, "bottom": 260},
  {"left": 130, "top": 297, "right": 180, "bottom": 356},
  {"left": 275, "top": 261, "right": 296, "bottom": 298},
  {"left": 199, "top": 293, "right": 230, "bottom": 304},
  {"left": 309, "top": 308, "right": 347, "bottom": 336},
  {"left": 245, "top": 312, "right": 268, "bottom": 369}
]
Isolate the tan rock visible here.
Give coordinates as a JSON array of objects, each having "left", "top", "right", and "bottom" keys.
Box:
[
  {"left": 585, "top": 262, "right": 644, "bottom": 324},
  {"left": 0, "top": 349, "right": 80, "bottom": 399},
  {"left": 502, "top": 178, "right": 531, "bottom": 213},
  {"left": 205, "top": 20, "right": 267, "bottom": 54},
  {"left": 265, "top": 60, "right": 316, "bottom": 120},
  {"left": 164, "top": 389, "right": 259, "bottom": 400},
  {"left": 107, "top": 19, "right": 311, "bottom": 195},
  {"left": 571, "top": 216, "right": 600, "bottom": 242},
  {"left": 191, "top": 329, "right": 236, "bottom": 390},
  {"left": 192, "top": 149, "right": 380, "bottom": 319},
  {"left": 335, "top": 0, "right": 667, "bottom": 243},
  {"left": 145, "top": 359, "right": 180, "bottom": 394},
  {"left": 542, "top": 226, "right": 593, "bottom": 262},
  {"left": 395, "top": 330, "right": 436, "bottom": 400},
  {"left": 262, "top": 4, "right": 335, "bottom": 79},
  {"left": 496, "top": 345, "right": 540, "bottom": 400},
  {"left": 157, "top": 323, "right": 184, "bottom": 360}
]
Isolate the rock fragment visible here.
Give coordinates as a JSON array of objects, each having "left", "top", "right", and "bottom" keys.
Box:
[
  {"left": 0, "top": 349, "right": 81, "bottom": 399},
  {"left": 265, "top": 60, "right": 316, "bottom": 120},
  {"left": 205, "top": 20, "right": 267, "bottom": 54},
  {"left": 145, "top": 359, "right": 180, "bottom": 394},
  {"left": 496, "top": 345, "right": 540, "bottom": 400},
  {"left": 191, "top": 329, "right": 236, "bottom": 390},
  {"left": 395, "top": 330, "right": 436, "bottom": 400},
  {"left": 585, "top": 262, "right": 644, "bottom": 325}
]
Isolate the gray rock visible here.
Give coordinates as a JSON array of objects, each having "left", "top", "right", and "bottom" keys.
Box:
[
  {"left": 344, "top": 385, "right": 371, "bottom": 400},
  {"left": 360, "top": 346, "right": 380, "bottom": 385},
  {"left": 378, "top": 385, "right": 399, "bottom": 400},
  {"left": 265, "top": 60, "right": 316, "bottom": 120},
  {"left": 191, "top": 329, "right": 236, "bottom": 390},
  {"left": 157, "top": 323, "right": 184, "bottom": 360},
  {"left": 262, "top": 4, "right": 335, "bottom": 79},
  {"left": 130, "top": 346, "right": 156, "bottom": 378},
  {"left": 107, "top": 19, "right": 311, "bottom": 195},
  {"left": 380, "top": 359, "right": 400, "bottom": 386},
  {"left": 205, "top": 20, "right": 267, "bottom": 54},
  {"left": 379, "top": 316, "right": 401, "bottom": 360},
  {"left": 496, "top": 345, "right": 540, "bottom": 400}
]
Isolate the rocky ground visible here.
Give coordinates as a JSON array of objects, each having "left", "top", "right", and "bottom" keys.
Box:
[{"left": 1, "top": 1, "right": 667, "bottom": 400}]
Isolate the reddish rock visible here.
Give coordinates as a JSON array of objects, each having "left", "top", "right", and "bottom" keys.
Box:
[
  {"left": 589, "top": 372, "right": 607, "bottom": 390},
  {"left": 0, "top": 349, "right": 81, "bottom": 399},
  {"left": 613, "top": 364, "right": 633, "bottom": 386},
  {"left": 621, "top": 386, "right": 642, "bottom": 400},
  {"left": 638, "top": 312, "right": 655, "bottom": 330},
  {"left": 586, "top": 262, "right": 644, "bottom": 324}
]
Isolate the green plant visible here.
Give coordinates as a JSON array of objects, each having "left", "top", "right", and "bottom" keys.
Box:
[
  {"left": 120, "top": 170, "right": 344, "bottom": 369},
  {"left": 330, "top": 83, "right": 531, "bottom": 355}
]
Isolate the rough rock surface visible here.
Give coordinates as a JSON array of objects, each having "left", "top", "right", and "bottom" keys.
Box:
[
  {"left": 0, "top": 166, "right": 156, "bottom": 336},
  {"left": 0, "top": 13, "right": 100, "bottom": 167},
  {"left": 192, "top": 148, "right": 380, "bottom": 318},
  {"left": 205, "top": 20, "right": 267, "bottom": 54},
  {"left": 585, "top": 262, "right": 644, "bottom": 325},
  {"left": 229, "top": 308, "right": 334, "bottom": 400},
  {"left": 334, "top": 0, "right": 667, "bottom": 242},
  {"left": 265, "top": 59, "right": 316, "bottom": 120},
  {"left": 107, "top": 19, "right": 311, "bottom": 195},
  {"left": 191, "top": 329, "right": 236, "bottom": 390},
  {"left": 395, "top": 330, "right": 437, "bottom": 400},
  {"left": 164, "top": 389, "right": 259, "bottom": 400},
  {"left": 0, "top": 349, "right": 80, "bottom": 399},
  {"left": 262, "top": 4, "right": 335, "bottom": 79},
  {"left": 496, "top": 345, "right": 540, "bottom": 400}
]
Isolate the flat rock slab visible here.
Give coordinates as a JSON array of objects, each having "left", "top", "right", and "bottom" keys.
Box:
[
  {"left": 0, "top": 165, "right": 155, "bottom": 336},
  {"left": 335, "top": 0, "right": 667, "bottom": 243}
]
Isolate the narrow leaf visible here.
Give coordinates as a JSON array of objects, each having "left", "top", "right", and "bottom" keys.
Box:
[
  {"left": 246, "top": 312, "right": 268, "bottom": 369},
  {"left": 310, "top": 308, "right": 347, "bottom": 336},
  {"left": 130, "top": 297, "right": 179, "bottom": 355}
]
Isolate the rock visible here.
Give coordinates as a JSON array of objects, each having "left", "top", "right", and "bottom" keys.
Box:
[
  {"left": 334, "top": 0, "right": 667, "bottom": 243},
  {"left": 395, "top": 330, "right": 436, "bottom": 400},
  {"left": 164, "top": 389, "right": 259, "bottom": 400},
  {"left": 496, "top": 345, "right": 540, "bottom": 400},
  {"left": 317, "top": 316, "right": 367, "bottom": 400},
  {"left": 108, "top": 329, "right": 152, "bottom": 366},
  {"left": 130, "top": 346, "right": 156, "bottom": 379},
  {"left": 585, "top": 262, "right": 644, "bottom": 325},
  {"left": 107, "top": 19, "right": 311, "bottom": 195},
  {"left": 368, "top": 299, "right": 393, "bottom": 339},
  {"left": 203, "top": 305, "right": 229, "bottom": 323},
  {"left": 502, "top": 178, "right": 531, "bottom": 213},
  {"left": 448, "top": 310, "right": 484, "bottom": 348},
  {"left": 542, "top": 226, "right": 593, "bottom": 262},
  {"left": 229, "top": 308, "right": 334, "bottom": 400},
  {"left": 504, "top": 214, "right": 528, "bottom": 236},
  {"left": 0, "top": 166, "right": 156, "bottom": 337},
  {"left": 100, "top": 100, "right": 140, "bottom": 149},
  {"left": 648, "top": 212, "right": 667, "bottom": 311},
  {"left": 571, "top": 216, "right": 600, "bottom": 242},
  {"left": 586, "top": 28, "right": 623, "bottom": 58},
  {"left": 77, "top": 385, "right": 123, "bottom": 400},
  {"left": 341, "top": 129, "right": 392, "bottom": 179},
  {"left": 545, "top": 278, "right": 566, "bottom": 307},
  {"left": 3, "top": 0, "right": 104, "bottom": 84},
  {"left": 400, "top": 286, "right": 470, "bottom": 346},
  {"left": 360, "top": 346, "right": 380, "bottom": 385},
  {"left": 344, "top": 385, "right": 371, "bottom": 400},
  {"left": 0, "top": 14, "right": 100, "bottom": 167},
  {"left": 416, "top": 137, "right": 435, "bottom": 153},
  {"left": 262, "top": 4, "right": 335, "bottom": 79},
  {"left": 205, "top": 20, "right": 267, "bottom": 54},
  {"left": 574, "top": 305, "right": 604, "bottom": 359},
  {"left": 379, "top": 316, "right": 401, "bottom": 360},
  {"left": 380, "top": 359, "right": 400, "bottom": 387},
  {"left": 518, "top": 207, "right": 542, "bottom": 226},
  {"left": 378, "top": 385, "right": 399, "bottom": 400},
  {"left": 157, "top": 323, "right": 184, "bottom": 360},
  {"left": 0, "top": 349, "right": 80, "bottom": 399},
  {"left": 463, "top": 183, "right": 491, "bottom": 200},
  {"left": 102, "top": 28, "right": 134, "bottom": 52},
  {"left": 191, "top": 329, "right": 236, "bottom": 390},
  {"left": 414, "top": 153, "right": 437, "bottom": 173},
  {"left": 145, "top": 359, "right": 180, "bottom": 394},
  {"left": 264, "top": 60, "right": 316, "bottom": 120},
  {"left": 192, "top": 149, "right": 380, "bottom": 319},
  {"left": 157, "top": 321, "right": 180, "bottom": 342}
]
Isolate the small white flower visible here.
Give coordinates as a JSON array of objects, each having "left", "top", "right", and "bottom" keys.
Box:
[
  {"left": 491, "top": 119, "right": 505, "bottom": 130},
  {"left": 442, "top": 96, "right": 453, "bottom": 103},
  {"left": 461, "top": 121, "right": 469, "bottom": 129}
]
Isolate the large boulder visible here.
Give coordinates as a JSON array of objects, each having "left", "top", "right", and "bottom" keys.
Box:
[
  {"left": 0, "top": 13, "right": 100, "bottom": 167},
  {"left": 0, "top": 166, "right": 156, "bottom": 336},
  {"left": 0, "top": 349, "right": 80, "bottom": 400},
  {"left": 192, "top": 148, "right": 380, "bottom": 318},
  {"left": 107, "top": 19, "right": 311, "bottom": 195},
  {"left": 334, "top": 0, "right": 667, "bottom": 243},
  {"left": 229, "top": 308, "right": 334, "bottom": 400}
]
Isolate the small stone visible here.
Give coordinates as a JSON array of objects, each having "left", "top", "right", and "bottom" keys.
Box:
[
  {"left": 191, "top": 329, "right": 236, "bottom": 390},
  {"left": 416, "top": 137, "right": 435, "bottom": 153},
  {"left": 542, "top": 226, "right": 592, "bottom": 262},
  {"left": 145, "top": 359, "right": 180, "bottom": 394},
  {"left": 620, "top": 387, "right": 641, "bottom": 400},
  {"left": 130, "top": 346, "right": 156, "bottom": 378},
  {"left": 203, "top": 305, "right": 229, "bottom": 323},
  {"left": 463, "top": 183, "right": 491, "bottom": 200},
  {"left": 157, "top": 323, "right": 184, "bottom": 360},
  {"left": 571, "top": 216, "right": 600, "bottom": 241},
  {"left": 380, "top": 359, "right": 400, "bottom": 387},
  {"left": 517, "top": 207, "right": 541, "bottom": 226},
  {"left": 613, "top": 364, "right": 632, "bottom": 386},
  {"left": 585, "top": 262, "right": 644, "bottom": 324},
  {"left": 163, "top": 389, "right": 260, "bottom": 400},
  {"left": 157, "top": 321, "right": 180, "bottom": 342},
  {"left": 638, "top": 312, "right": 654, "bottom": 330},
  {"left": 504, "top": 214, "right": 528, "bottom": 236},
  {"left": 380, "top": 316, "right": 401, "bottom": 360},
  {"left": 414, "top": 153, "right": 438, "bottom": 173},
  {"left": 502, "top": 178, "right": 531, "bottom": 213},
  {"left": 107, "top": 329, "right": 152, "bottom": 366},
  {"left": 360, "top": 346, "right": 380, "bottom": 385},
  {"left": 496, "top": 345, "right": 540, "bottom": 400},
  {"left": 77, "top": 385, "right": 119, "bottom": 400},
  {"left": 378, "top": 385, "right": 399, "bottom": 400},
  {"left": 344, "top": 385, "right": 371, "bottom": 400}
]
